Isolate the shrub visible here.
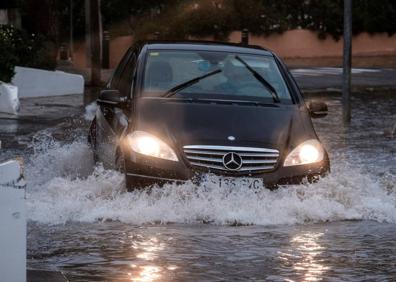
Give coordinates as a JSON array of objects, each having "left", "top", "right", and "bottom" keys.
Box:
[
  {"left": 0, "top": 25, "right": 18, "bottom": 82},
  {"left": 0, "top": 24, "right": 56, "bottom": 83},
  {"left": 119, "top": 0, "right": 396, "bottom": 42}
]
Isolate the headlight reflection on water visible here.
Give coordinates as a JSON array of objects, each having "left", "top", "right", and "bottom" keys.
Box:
[
  {"left": 278, "top": 232, "right": 329, "bottom": 281},
  {"left": 128, "top": 265, "right": 162, "bottom": 282},
  {"left": 125, "top": 236, "right": 178, "bottom": 282}
]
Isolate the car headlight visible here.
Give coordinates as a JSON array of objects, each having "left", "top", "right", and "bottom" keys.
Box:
[
  {"left": 127, "top": 131, "right": 178, "bottom": 161},
  {"left": 284, "top": 139, "right": 324, "bottom": 166}
]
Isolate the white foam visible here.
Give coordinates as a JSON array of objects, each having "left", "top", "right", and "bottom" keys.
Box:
[
  {"left": 26, "top": 131, "right": 94, "bottom": 188},
  {"left": 84, "top": 102, "right": 97, "bottom": 121},
  {"left": 25, "top": 134, "right": 396, "bottom": 226}
]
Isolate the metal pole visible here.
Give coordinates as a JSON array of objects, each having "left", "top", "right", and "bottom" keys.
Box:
[
  {"left": 85, "top": 0, "right": 91, "bottom": 68},
  {"left": 69, "top": 0, "right": 74, "bottom": 61},
  {"left": 241, "top": 28, "right": 249, "bottom": 45},
  {"left": 90, "top": 0, "right": 102, "bottom": 86},
  {"left": 102, "top": 30, "right": 110, "bottom": 69},
  {"left": 342, "top": 0, "right": 352, "bottom": 124}
]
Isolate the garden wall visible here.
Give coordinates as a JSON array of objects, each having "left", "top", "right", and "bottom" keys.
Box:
[
  {"left": 72, "top": 29, "right": 396, "bottom": 69},
  {"left": 229, "top": 30, "right": 396, "bottom": 67}
]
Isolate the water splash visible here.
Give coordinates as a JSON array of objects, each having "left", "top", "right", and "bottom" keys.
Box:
[
  {"left": 84, "top": 102, "right": 97, "bottom": 121},
  {"left": 26, "top": 131, "right": 94, "bottom": 188},
  {"left": 25, "top": 133, "right": 396, "bottom": 226}
]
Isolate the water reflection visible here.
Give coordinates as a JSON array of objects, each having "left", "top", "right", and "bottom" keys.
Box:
[
  {"left": 278, "top": 232, "right": 329, "bottom": 281},
  {"left": 135, "top": 237, "right": 165, "bottom": 261},
  {"left": 129, "top": 265, "right": 162, "bottom": 282},
  {"left": 26, "top": 91, "right": 396, "bottom": 281},
  {"left": 127, "top": 235, "right": 177, "bottom": 282}
]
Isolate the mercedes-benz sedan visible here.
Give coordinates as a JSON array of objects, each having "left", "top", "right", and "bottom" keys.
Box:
[{"left": 89, "top": 41, "right": 330, "bottom": 190}]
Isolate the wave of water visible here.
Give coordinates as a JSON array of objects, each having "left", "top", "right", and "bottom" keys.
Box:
[{"left": 25, "top": 131, "right": 396, "bottom": 226}]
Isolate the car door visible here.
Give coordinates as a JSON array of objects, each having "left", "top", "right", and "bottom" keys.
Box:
[{"left": 96, "top": 48, "right": 137, "bottom": 168}]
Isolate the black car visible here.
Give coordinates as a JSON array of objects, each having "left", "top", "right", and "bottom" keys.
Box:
[{"left": 89, "top": 41, "right": 330, "bottom": 191}]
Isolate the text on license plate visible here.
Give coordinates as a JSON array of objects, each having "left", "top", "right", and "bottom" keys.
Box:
[{"left": 212, "top": 177, "right": 264, "bottom": 189}]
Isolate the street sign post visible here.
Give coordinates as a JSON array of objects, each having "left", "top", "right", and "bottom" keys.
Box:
[{"left": 342, "top": 0, "right": 352, "bottom": 124}]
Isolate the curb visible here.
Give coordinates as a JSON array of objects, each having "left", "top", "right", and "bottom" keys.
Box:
[{"left": 302, "top": 86, "right": 396, "bottom": 95}]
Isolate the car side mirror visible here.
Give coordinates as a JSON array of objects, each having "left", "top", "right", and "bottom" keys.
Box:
[
  {"left": 308, "top": 101, "right": 328, "bottom": 118},
  {"left": 97, "top": 89, "right": 128, "bottom": 107}
]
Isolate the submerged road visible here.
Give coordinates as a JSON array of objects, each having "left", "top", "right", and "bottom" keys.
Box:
[{"left": 0, "top": 68, "right": 395, "bottom": 281}]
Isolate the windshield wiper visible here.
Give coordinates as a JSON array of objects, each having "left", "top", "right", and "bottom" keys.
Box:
[
  {"left": 234, "top": 55, "right": 280, "bottom": 103},
  {"left": 162, "top": 69, "right": 222, "bottom": 98}
]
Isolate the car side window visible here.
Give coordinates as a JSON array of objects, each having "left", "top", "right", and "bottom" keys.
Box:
[
  {"left": 117, "top": 53, "right": 137, "bottom": 98},
  {"left": 110, "top": 48, "right": 132, "bottom": 89}
]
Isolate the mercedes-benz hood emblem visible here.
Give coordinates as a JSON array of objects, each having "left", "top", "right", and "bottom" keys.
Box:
[{"left": 222, "top": 152, "right": 243, "bottom": 171}]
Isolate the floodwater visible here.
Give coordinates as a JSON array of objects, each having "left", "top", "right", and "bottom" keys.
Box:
[{"left": 2, "top": 91, "right": 396, "bottom": 281}]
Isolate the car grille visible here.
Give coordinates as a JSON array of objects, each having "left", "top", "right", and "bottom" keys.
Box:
[{"left": 183, "top": 145, "right": 279, "bottom": 173}]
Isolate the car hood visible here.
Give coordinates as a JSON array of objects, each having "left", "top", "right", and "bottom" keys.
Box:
[{"left": 135, "top": 98, "right": 316, "bottom": 152}]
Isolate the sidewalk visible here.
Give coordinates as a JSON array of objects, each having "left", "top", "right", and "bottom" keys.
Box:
[{"left": 290, "top": 67, "right": 396, "bottom": 92}]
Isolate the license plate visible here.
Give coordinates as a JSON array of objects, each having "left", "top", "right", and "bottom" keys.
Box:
[{"left": 212, "top": 177, "right": 264, "bottom": 189}]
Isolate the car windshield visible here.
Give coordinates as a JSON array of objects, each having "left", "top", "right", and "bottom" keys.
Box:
[{"left": 142, "top": 49, "right": 292, "bottom": 102}]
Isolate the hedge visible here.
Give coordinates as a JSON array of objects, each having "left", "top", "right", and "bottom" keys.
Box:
[{"left": 0, "top": 24, "right": 56, "bottom": 83}]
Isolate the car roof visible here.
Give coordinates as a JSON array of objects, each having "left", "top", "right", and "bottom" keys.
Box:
[{"left": 139, "top": 40, "right": 274, "bottom": 56}]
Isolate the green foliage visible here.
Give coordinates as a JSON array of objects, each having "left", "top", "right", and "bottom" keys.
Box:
[
  {"left": 163, "top": 1, "right": 235, "bottom": 40},
  {"left": 0, "top": 24, "right": 56, "bottom": 83},
  {"left": 101, "top": 0, "right": 170, "bottom": 28},
  {"left": 12, "top": 0, "right": 396, "bottom": 50},
  {"left": 96, "top": 0, "right": 396, "bottom": 41},
  {"left": 353, "top": 0, "right": 396, "bottom": 36},
  {"left": 0, "top": 25, "right": 18, "bottom": 82}
]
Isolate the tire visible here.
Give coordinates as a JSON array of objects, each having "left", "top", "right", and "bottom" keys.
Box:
[{"left": 88, "top": 118, "right": 99, "bottom": 163}]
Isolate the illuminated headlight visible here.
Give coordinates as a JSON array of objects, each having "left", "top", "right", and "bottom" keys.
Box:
[
  {"left": 284, "top": 139, "right": 324, "bottom": 166},
  {"left": 127, "top": 131, "right": 178, "bottom": 161}
]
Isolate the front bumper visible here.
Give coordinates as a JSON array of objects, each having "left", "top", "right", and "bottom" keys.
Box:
[{"left": 124, "top": 149, "right": 330, "bottom": 189}]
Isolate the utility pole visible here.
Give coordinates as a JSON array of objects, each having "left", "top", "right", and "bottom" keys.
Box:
[
  {"left": 86, "top": 0, "right": 102, "bottom": 86},
  {"left": 342, "top": 0, "right": 352, "bottom": 124},
  {"left": 241, "top": 29, "right": 249, "bottom": 46},
  {"left": 85, "top": 0, "right": 91, "bottom": 68},
  {"left": 102, "top": 30, "right": 110, "bottom": 69},
  {"left": 90, "top": 0, "right": 102, "bottom": 86},
  {"left": 69, "top": 0, "right": 74, "bottom": 61}
]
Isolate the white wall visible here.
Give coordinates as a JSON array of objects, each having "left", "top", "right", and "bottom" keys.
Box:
[
  {"left": 12, "top": 66, "right": 84, "bottom": 98},
  {"left": 0, "top": 82, "right": 20, "bottom": 115}
]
